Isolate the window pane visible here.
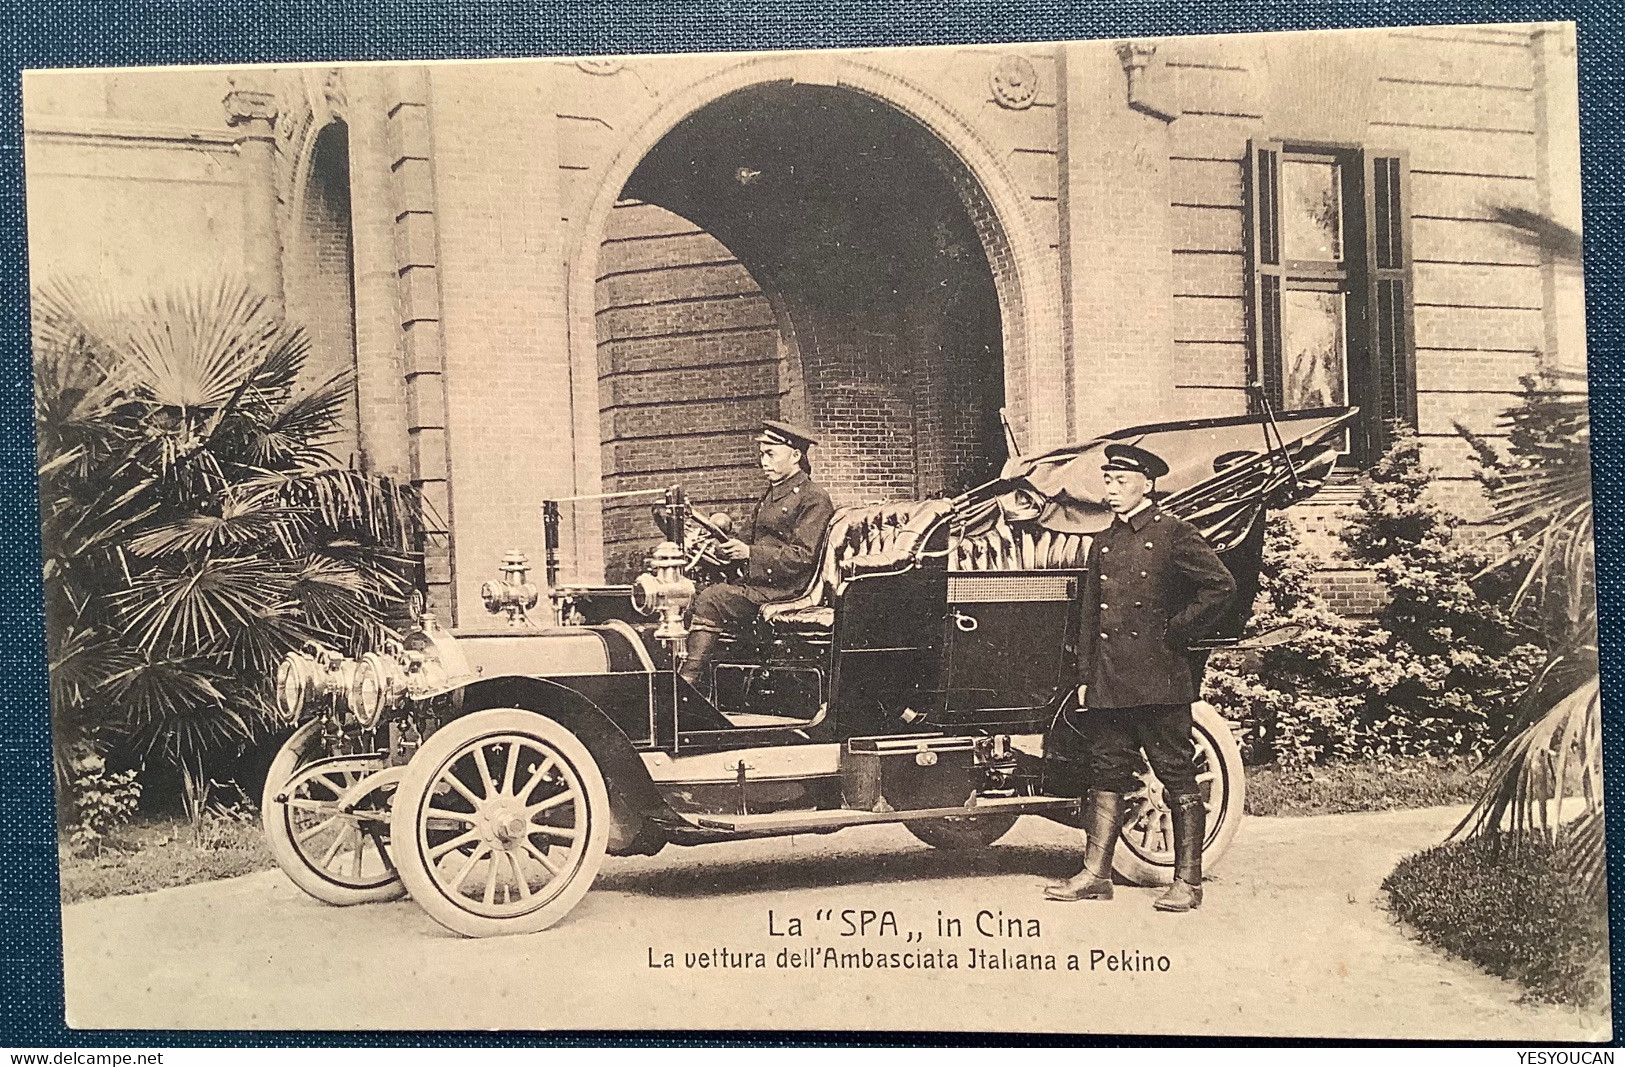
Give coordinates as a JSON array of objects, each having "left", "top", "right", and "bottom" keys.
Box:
[
  {"left": 1282, "top": 290, "right": 1348, "bottom": 411},
  {"left": 1281, "top": 158, "right": 1343, "bottom": 262}
]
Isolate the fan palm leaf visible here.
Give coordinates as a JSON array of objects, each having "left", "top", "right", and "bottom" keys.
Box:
[
  {"left": 244, "top": 369, "right": 357, "bottom": 467},
  {"left": 116, "top": 282, "right": 298, "bottom": 413},
  {"left": 124, "top": 493, "right": 295, "bottom": 559},
  {"left": 1449, "top": 300, "right": 1600, "bottom": 899},
  {"left": 111, "top": 555, "right": 299, "bottom": 662},
  {"left": 1454, "top": 675, "right": 1601, "bottom": 843}
]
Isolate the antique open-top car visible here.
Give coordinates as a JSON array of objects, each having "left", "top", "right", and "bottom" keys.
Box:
[{"left": 262, "top": 406, "right": 1355, "bottom": 937}]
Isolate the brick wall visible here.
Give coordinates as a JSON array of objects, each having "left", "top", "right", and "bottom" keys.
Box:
[
  {"left": 596, "top": 199, "right": 782, "bottom": 580},
  {"left": 594, "top": 82, "right": 1008, "bottom": 537},
  {"left": 427, "top": 63, "right": 576, "bottom": 626},
  {"left": 1151, "top": 25, "right": 1574, "bottom": 522}
]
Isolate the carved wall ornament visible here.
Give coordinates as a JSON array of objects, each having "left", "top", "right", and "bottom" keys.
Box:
[
  {"left": 321, "top": 68, "right": 348, "bottom": 117},
  {"left": 990, "top": 55, "right": 1038, "bottom": 110},
  {"left": 224, "top": 89, "right": 278, "bottom": 128},
  {"left": 576, "top": 57, "right": 625, "bottom": 76},
  {"left": 1115, "top": 40, "right": 1179, "bottom": 123}
]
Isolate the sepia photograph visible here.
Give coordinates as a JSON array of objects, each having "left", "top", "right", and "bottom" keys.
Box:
[{"left": 24, "top": 21, "right": 1608, "bottom": 1039}]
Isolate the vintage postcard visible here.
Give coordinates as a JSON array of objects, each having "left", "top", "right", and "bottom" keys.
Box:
[{"left": 27, "top": 22, "right": 1608, "bottom": 1039}]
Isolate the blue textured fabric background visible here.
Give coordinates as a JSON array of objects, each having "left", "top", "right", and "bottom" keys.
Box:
[{"left": 0, "top": 0, "right": 1620, "bottom": 1046}]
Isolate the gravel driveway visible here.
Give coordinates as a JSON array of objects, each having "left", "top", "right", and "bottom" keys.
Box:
[{"left": 61, "top": 804, "right": 1609, "bottom": 1039}]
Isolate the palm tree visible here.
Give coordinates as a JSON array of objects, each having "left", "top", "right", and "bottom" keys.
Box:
[
  {"left": 35, "top": 280, "right": 423, "bottom": 810},
  {"left": 1451, "top": 208, "right": 1601, "bottom": 901}
]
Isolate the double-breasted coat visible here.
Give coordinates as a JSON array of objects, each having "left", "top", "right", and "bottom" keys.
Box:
[
  {"left": 1077, "top": 502, "right": 1236, "bottom": 708},
  {"left": 738, "top": 469, "right": 835, "bottom": 603}
]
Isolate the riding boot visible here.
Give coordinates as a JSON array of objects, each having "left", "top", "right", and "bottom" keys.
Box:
[
  {"left": 1154, "top": 793, "right": 1206, "bottom": 912},
  {"left": 678, "top": 629, "right": 719, "bottom": 693},
  {"left": 1044, "top": 789, "right": 1123, "bottom": 901}
]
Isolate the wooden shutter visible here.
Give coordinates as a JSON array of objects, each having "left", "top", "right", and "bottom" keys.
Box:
[
  {"left": 1364, "top": 152, "right": 1417, "bottom": 454},
  {"left": 1244, "top": 140, "right": 1285, "bottom": 412}
]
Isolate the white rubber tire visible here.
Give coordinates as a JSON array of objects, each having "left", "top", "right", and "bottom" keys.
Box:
[
  {"left": 390, "top": 708, "right": 611, "bottom": 938},
  {"left": 262, "top": 720, "right": 406, "bottom": 905}
]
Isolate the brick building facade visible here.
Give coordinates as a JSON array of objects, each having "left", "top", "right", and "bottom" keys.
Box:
[{"left": 23, "top": 24, "right": 1586, "bottom": 623}]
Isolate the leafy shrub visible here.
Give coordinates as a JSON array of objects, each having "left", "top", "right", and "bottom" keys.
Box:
[
  {"left": 1383, "top": 833, "right": 1608, "bottom": 1008},
  {"left": 1204, "top": 430, "right": 1543, "bottom": 768},
  {"left": 64, "top": 754, "right": 142, "bottom": 856}
]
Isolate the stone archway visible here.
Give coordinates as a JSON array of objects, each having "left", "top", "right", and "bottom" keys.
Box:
[{"left": 591, "top": 81, "right": 1014, "bottom": 580}]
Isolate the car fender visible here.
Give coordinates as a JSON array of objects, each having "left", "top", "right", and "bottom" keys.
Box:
[{"left": 451, "top": 674, "right": 671, "bottom": 856}]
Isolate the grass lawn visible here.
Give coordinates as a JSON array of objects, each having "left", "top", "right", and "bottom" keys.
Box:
[
  {"left": 1384, "top": 833, "right": 1609, "bottom": 1010},
  {"left": 59, "top": 814, "right": 275, "bottom": 906},
  {"left": 1245, "top": 755, "right": 1483, "bottom": 817}
]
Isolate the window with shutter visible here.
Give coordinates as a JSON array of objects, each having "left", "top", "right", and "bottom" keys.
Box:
[{"left": 1245, "top": 139, "right": 1417, "bottom": 465}]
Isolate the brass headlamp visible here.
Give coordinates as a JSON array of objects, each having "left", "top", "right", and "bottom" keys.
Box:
[{"left": 632, "top": 540, "right": 696, "bottom": 649}]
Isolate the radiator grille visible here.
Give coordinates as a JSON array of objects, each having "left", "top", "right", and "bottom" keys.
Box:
[{"left": 948, "top": 575, "right": 1076, "bottom": 603}]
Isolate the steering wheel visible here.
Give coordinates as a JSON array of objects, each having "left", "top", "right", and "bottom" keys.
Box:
[
  {"left": 651, "top": 500, "right": 742, "bottom": 583},
  {"left": 686, "top": 509, "right": 731, "bottom": 541}
]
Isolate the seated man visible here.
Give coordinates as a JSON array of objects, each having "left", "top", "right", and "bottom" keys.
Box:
[{"left": 679, "top": 420, "right": 835, "bottom": 691}]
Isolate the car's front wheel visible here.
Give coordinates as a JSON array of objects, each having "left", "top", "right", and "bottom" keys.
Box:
[
  {"left": 390, "top": 708, "right": 610, "bottom": 937},
  {"left": 262, "top": 720, "right": 406, "bottom": 906},
  {"left": 1111, "top": 700, "right": 1246, "bottom": 887}
]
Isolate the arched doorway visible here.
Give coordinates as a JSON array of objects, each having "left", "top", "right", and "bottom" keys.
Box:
[
  {"left": 594, "top": 84, "right": 1007, "bottom": 580},
  {"left": 287, "top": 120, "right": 360, "bottom": 461}
]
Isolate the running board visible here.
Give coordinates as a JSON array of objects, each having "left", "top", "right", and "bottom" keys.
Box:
[{"left": 687, "top": 794, "right": 1079, "bottom": 835}]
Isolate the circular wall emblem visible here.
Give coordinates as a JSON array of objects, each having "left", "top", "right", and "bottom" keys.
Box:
[
  {"left": 575, "top": 57, "right": 624, "bottom": 76},
  {"left": 991, "top": 55, "right": 1039, "bottom": 110}
]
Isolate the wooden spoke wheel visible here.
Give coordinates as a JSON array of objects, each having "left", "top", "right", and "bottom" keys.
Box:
[
  {"left": 1112, "top": 700, "right": 1246, "bottom": 887},
  {"left": 262, "top": 721, "right": 405, "bottom": 905},
  {"left": 390, "top": 709, "right": 610, "bottom": 938}
]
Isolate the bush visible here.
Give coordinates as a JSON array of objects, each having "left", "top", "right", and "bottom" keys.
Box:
[
  {"left": 1343, "top": 430, "right": 1544, "bottom": 748},
  {"left": 34, "top": 281, "right": 424, "bottom": 816},
  {"left": 1204, "top": 431, "right": 1543, "bottom": 769},
  {"left": 63, "top": 754, "right": 141, "bottom": 856},
  {"left": 1383, "top": 833, "right": 1608, "bottom": 1008}
]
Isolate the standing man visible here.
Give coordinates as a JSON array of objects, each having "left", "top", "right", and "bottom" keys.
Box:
[
  {"left": 1045, "top": 442, "right": 1235, "bottom": 912},
  {"left": 679, "top": 420, "right": 835, "bottom": 691}
]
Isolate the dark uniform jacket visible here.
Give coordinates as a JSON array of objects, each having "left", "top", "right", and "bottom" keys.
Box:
[
  {"left": 741, "top": 470, "right": 834, "bottom": 604},
  {"left": 1078, "top": 502, "right": 1236, "bottom": 708}
]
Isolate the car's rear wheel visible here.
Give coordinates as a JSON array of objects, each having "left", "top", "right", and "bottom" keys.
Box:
[
  {"left": 905, "top": 813, "right": 1018, "bottom": 850},
  {"left": 390, "top": 708, "right": 610, "bottom": 937},
  {"left": 1111, "top": 700, "right": 1245, "bottom": 887},
  {"left": 262, "top": 720, "right": 406, "bottom": 905}
]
